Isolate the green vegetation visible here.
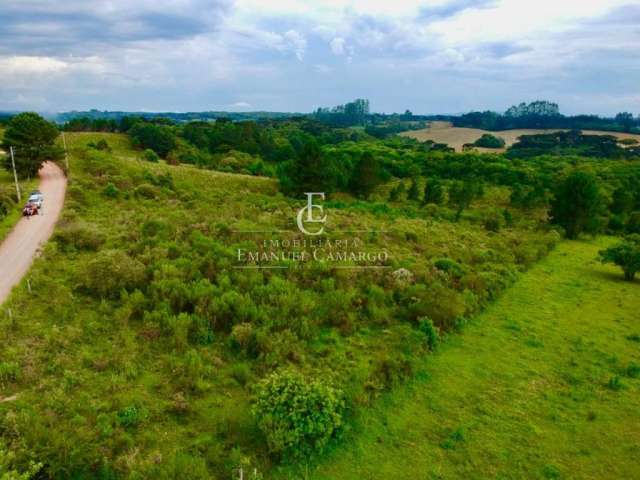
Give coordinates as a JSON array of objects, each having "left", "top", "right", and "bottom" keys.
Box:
[
  {"left": 2, "top": 103, "right": 640, "bottom": 479},
  {"left": 473, "top": 133, "right": 505, "bottom": 149},
  {"left": 454, "top": 100, "right": 639, "bottom": 133},
  {"left": 0, "top": 132, "right": 560, "bottom": 478},
  {"left": 507, "top": 130, "right": 639, "bottom": 159},
  {"left": 550, "top": 170, "right": 603, "bottom": 239},
  {"left": 0, "top": 127, "right": 39, "bottom": 243},
  {"left": 279, "top": 239, "right": 640, "bottom": 479},
  {"left": 1, "top": 113, "right": 61, "bottom": 177},
  {"left": 0, "top": 440, "right": 41, "bottom": 479},
  {"left": 599, "top": 234, "right": 640, "bottom": 280},
  {"left": 252, "top": 371, "right": 344, "bottom": 459}
]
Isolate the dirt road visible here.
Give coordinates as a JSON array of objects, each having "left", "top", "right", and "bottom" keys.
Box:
[{"left": 0, "top": 162, "right": 67, "bottom": 304}]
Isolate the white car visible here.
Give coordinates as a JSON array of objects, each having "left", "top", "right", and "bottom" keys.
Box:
[{"left": 28, "top": 191, "right": 44, "bottom": 208}]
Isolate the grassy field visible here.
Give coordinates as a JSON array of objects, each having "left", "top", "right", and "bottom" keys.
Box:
[
  {"left": 275, "top": 238, "right": 640, "bottom": 479},
  {"left": 401, "top": 121, "right": 640, "bottom": 152}
]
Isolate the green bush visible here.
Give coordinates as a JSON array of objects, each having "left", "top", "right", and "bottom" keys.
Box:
[
  {"left": 483, "top": 211, "right": 502, "bottom": 232},
  {"left": 102, "top": 182, "right": 120, "bottom": 198},
  {"left": 117, "top": 405, "right": 149, "bottom": 428},
  {"left": 134, "top": 183, "right": 159, "bottom": 199},
  {"left": 474, "top": 134, "right": 506, "bottom": 149},
  {"left": 0, "top": 191, "right": 16, "bottom": 219},
  {"left": 88, "top": 139, "right": 111, "bottom": 151},
  {"left": 143, "top": 148, "right": 160, "bottom": 162},
  {"left": 81, "top": 249, "right": 146, "bottom": 298},
  {"left": 0, "top": 361, "right": 20, "bottom": 384},
  {"left": 0, "top": 439, "right": 42, "bottom": 480},
  {"left": 252, "top": 370, "right": 344, "bottom": 459},
  {"left": 599, "top": 235, "right": 640, "bottom": 281},
  {"left": 54, "top": 222, "right": 105, "bottom": 252},
  {"left": 433, "top": 258, "right": 465, "bottom": 278},
  {"left": 368, "top": 354, "right": 413, "bottom": 392},
  {"left": 418, "top": 317, "right": 439, "bottom": 350}
]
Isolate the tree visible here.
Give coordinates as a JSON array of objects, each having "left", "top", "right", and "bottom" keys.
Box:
[
  {"left": 252, "top": 370, "right": 344, "bottom": 459},
  {"left": 2, "top": 112, "right": 61, "bottom": 177},
  {"left": 277, "top": 137, "right": 339, "bottom": 196},
  {"left": 350, "top": 151, "right": 382, "bottom": 198},
  {"left": 474, "top": 134, "right": 505, "bottom": 149},
  {"left": 610, "top": 186, "right": 634, "bottom": 215},
  {"left": 449, "top": 178, "right": 482, "bottom": 221},
  {"left": 550, "top": 171, "right": 602, "bottom": 239},
  {"left": 599, "top": 235, "right": 640, "bottom": 281},
  {"left": 407, "top": 177, "right": 420, "bottom": 201},
  {"left": 615, "top": 112, "right": 634, "bottom": 132},
  {"left": 128, "top": 122, "right": 177, "bottom": 158},
  {"left": 422, "top": 178, "right": 444, "bottom": 205}
]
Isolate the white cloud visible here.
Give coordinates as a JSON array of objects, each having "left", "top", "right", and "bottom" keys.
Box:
[
  {"left": 229, "top": 101, "right": 252, "bottom": 109},
  {"left": 284, "top": 29, "right": 307, "bottom": 60},
  {"left": 0, "top": 56, "right": 68, "bottom": 75},
  {"left": 314, "top": 64, "right": 332, "bottom": 74},
  {"left": 330, "top": 37, "right": 345, "bottom": 55},
  {"left": 0, "top": 0, "right": 638, "bottom": 114}
]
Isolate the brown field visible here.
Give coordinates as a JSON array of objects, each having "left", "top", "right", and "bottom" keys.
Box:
[{"left": 400, "top": 121, "right": 640, "bottom": 152}]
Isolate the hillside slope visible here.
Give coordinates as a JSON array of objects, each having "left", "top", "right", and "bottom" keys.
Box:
[
  {"left": 0, "top": 133, "right": 559, "bottom": 478},
  {"left": 282, "top": 238, "right": 640, "bottom": 479}
]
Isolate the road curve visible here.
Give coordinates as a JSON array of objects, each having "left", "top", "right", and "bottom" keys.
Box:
[{"left": 0, "top": 162, "right": 67, "bottom": 304}]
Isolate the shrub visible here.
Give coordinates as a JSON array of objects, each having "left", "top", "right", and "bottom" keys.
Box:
[
  {"left": 0, "top": 191, "right": 16, "bottom": 219},
  {"left": 474, "top": 134, "right": 505, "bottom": 149},
  {"left": 143, "top": 148, "right": 160, "bottom": 162},
  {"left": 134, "top": 183, "right": 159, "bottom": 199},
  {"left": 0, "top": 439, "right": 42, "bottom": 479},
  {"left": 606, "top": 375, "right": 623, "bottom": 391},
  {"left": 252, "top": 370, "right": 344, "bottom": 459},
  {"left": 599, "top": 235, "right": 640, "bottom": 281},
  {"left": 117, "top": 405, "right": 149, "bottom": 428},
  {"left": 102, "top": 182, "right": 120, "bottom": 198},
  {"left": 88, "top": 139, "right": 111, "bottom": 151},
  {"left": 418, "top": 317, "right": 439, "bottom": 350},
  {"left": 81, "top": 249, "right": 146, "bottom": 298},
  {"left": 188, "top": 315, "right": 214, "bottom": 346},
  {"left": 483, "top": 211, "right": 502, "bottom": 232},
  {"left": 230, "top": 322, "right": 258, "bottom": 356},
  {"left": 54, "top": 222, "right": 105, "bottom": 252},
  {"left": 624, "top": 362, "right": 640, "bottom": 378},
  {"left": 433, "top": 258, "right": 465, "bottom": 278},
  {"left": 231, "top": 362, "right": 252, "bottom": 386},
  {"left": 0, "top": 361, "right": 20, "bottom": 384},
  {"left": 368, "top": 354, "right": 413, "bottom": 391}
]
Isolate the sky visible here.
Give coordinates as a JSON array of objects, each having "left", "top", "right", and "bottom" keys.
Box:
[{"left": 0, "top": 0, "right": 639, "bottom": 115}]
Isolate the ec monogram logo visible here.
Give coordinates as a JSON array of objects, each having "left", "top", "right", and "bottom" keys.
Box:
[{"left": 296, "top": 192, "right": 327, "bottom": 235}]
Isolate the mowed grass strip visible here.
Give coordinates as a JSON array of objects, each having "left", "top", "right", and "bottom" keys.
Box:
[{"left": 275, "top": 238, "right": 640, "bottom": 480}]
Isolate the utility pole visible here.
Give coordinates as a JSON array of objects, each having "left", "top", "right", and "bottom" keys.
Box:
[
  {"left": 9, "top": 146, "right": 21, "bottom": 203},
  {"left": 61, "top": 131, "right": 70, "bottom": 171}
]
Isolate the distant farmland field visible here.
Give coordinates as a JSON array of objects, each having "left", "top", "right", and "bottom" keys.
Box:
[{"left": 401, "top": 121, "right": 640, "bottom": 152}]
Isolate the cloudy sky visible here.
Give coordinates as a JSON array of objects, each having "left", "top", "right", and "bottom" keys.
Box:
[{"left": 1, "top": 0, "right": 639, "bottom": 115}]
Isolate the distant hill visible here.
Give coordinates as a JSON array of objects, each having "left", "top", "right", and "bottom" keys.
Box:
[{"left": 51, "top": 109, "right": 301, "bottom": 124}]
